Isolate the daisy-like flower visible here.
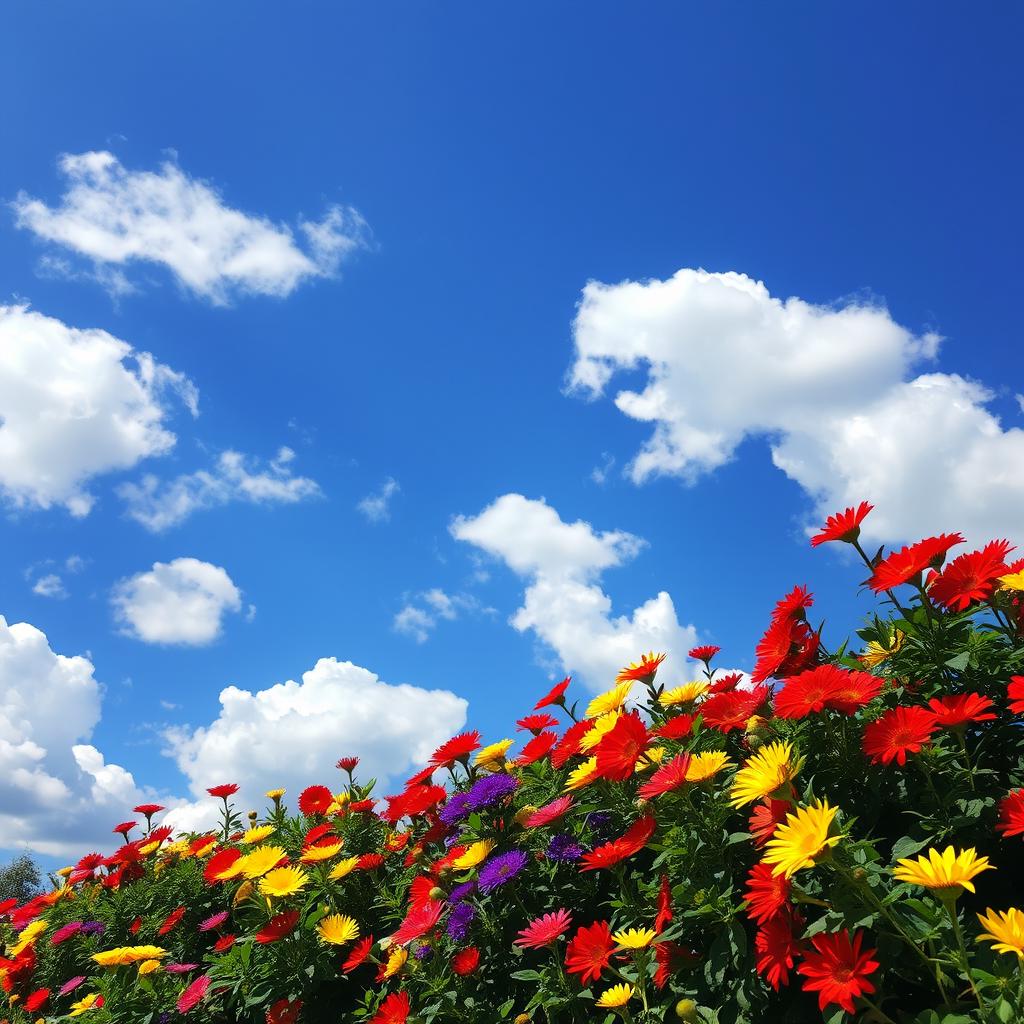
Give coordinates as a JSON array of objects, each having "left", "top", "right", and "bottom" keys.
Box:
[
  {"left": 258, "top": 865, "right": 309, "bottom": 899},
  {"left": 999, "top": 570, "right": 1024, "bottom": 592},
  {"left": 68, "top": 992, "right": 103, "bottom": 1016},
  {"left": 659, "top": 681, "right": 710, "bottom": 707},
  {"left": 328, "top": 856, "right": 361, "bottom": 880},
  {"left": 207, "top": 783, "right": 239, "bottom": 799},
  {"left": 580, "top": 816, "right": 656, "bottom": 872},
  {"left": 860, "top": 630, "right": 905, "bottom": 668},
  {"left": 300, "top": 839, "right": 344, "bottom": 864},
  {"left": 927, "top": 693, "right": 996, "bottom": 728},
  {"left": 595, "top": 983, "right": 634, "bottom": 1009},
  {"left": 515, "top": 909, "right": 573, "bottom": 949},
  {"left": 523, "top": 795, "right": 574, "bottom": 828},
  {"left": 749, "top": 799, "right": 792, "bottom": 847},
  {"left": 516, "top": 713, "right": 559, "bottom": 733},
  {"left": 927, "top": 540, "right": 1014, "bottom": 611},
  {"left": 176, "top": 974, "right": 210, "bottom": 1013},
  {"left": 92, "top": 945, "right": 169, "bottom": 967},
  {"left": 390, "top": 900, "right": 444, "bottom": 946},
  {"left": 638, "top": 753, "right": 692, "bottom": 800},
  {"left": 565, "top": 756, "right": 601, "bottom": 792},
  {"left": 613, "top": 926, "right": 656, "bottom": 949},
  {"left": 452, "top": 946, "right": 480, "bottom": 975},
  {"left": 616, "top": 652, "right": 666, "bottom": 685},
  {"left": 242, "top": 824, "right": 276, "bottom": 844},
  {"left": 266, "top": 788, "right": 286, "bottom": 800},
  {"left": 298, "top": 785, "right": 336, "bottom": 816},
  {"left": 586, "top": 681, "right": 634, "bottom": 719},
  {"left": 255, "top": 910, "right": 300, "bottom": 944},
  {"left": 594, "top": 712, "right": 649, "bottom": 781},
  {"left": 755, "top": 914, "right": 801, "bottom": 990},
  {"left": 429, "top": 731, "right": 482, "bottom": 768},
  {"left": 551, "top": 719, "right": 594, "bottom": 768},
  {"left": 773, "top": 665, "right": 882, "bottom": 719},
  {"left": 797, "top": 930, "right": 879, "bottom": 1013},
  {"left": 729, "top": 741, "right": 801, "bottom": 808},
  {"left": 157, "top": 906, "right": 186, "bottom": 935},
  {"left": 342, "top": 934, "right": 374, "bottom": 972},
  {"left": 893, "top": 845, "right": 993, "bottom": 895},
  {"left": 317, "top": 913, "right": 361, "bottom": 945},
  {"left": 1009, "top": 676, "right": 1024, "bottom": 714},
  {"left": 534, "top": 676, "right": 571, "bottom": 710},
  {"left": 514, "top": 730, "right": 558, "bottom": 767},
  {"left": 810, "top": 501, "right": 873, "bottom": 547},
  {"left": 564, "top": 921, "right": 614, "bottom": 983},
  {"left": 237, "top": 845, "right": 288, "bottom": 879},
  {"left": 378, "top": 945, "right": 408, "bottom": 980},
  {"left": 868, "top": 533, "right": 965, "bottom": 592},
  {"left": 465, "top": 772, "right": 520, "bottom": 810},
  {"left": 684, "top": 750, "right": 733, "bottom": 783},
  {"left": 579, "top": 711, "right": 622, "bottom": 752},
  {"left": 976, "top": 907, "right": 1024, "bottom": 959},
  {"left": 198, "top": 911, "right": 228, "bottom": 932},
  {"left": 763, "top": 800, "right": 844, "bottom": 878},
  {"left": 862, "top": 705, "right": 939, "bottom": 765},
  {"left": 700, "top": 686, "right": 771, "bottom": 732},
  {"left": 743, "top": 862, "right": 791, "bottom": 924},
  {"left": 688, "top": 644, "right": 721, "bottom": 662},
  {"left": 369, "top": 991, "right": 410, "bottom": 1024},
  {"left": 474, "top": 738, "right": 514, "bottom": 768},
  {"left": 653, "top": 714, "right": 696, "bottom": 741},
  {"left": 996, "top": 789, "right": 1024, "bottom": 838},
  {"left": 451, "top": 840, "right": 495, "bottom": 870},
  {"left": 478, "top": 849, "right": 529, "bottom": 892}
]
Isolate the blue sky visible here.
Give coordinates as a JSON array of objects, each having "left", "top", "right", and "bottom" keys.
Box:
[{"left": 1, "top": 3, "right": 1022, "bottom": 861}]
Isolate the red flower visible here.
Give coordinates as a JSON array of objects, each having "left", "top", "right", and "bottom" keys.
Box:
[
  {"left": 25, "top": 988, "right": 49, "bottom": 1012},
  {"left": 798, "top": 929, "right": 879, "bottom": 1014},
  {"left": 580, "top": 815, "right": 656, "bottom": 872},
  {"left": 535, "top": 676, "right": 571, "bottom": 710},
  {"left": 357, "top": 854, "right": 385, "bottom": 871},
  {"left": 996, "top": 789, "right": 1024, "bottom": 838},
  {"left": 148, "top": 825, "right": 174, "bottom": 844},
  {"left": 349, "top": 799, "right": 377, "bottom": 813},
  {"left": 594, "top": 712, "right": 649, "bottom": 781},
  {"left": 616, "top": 652, "right": 666, "bottom": 684},
  {"left": 390, "top": 900, "right": 444, "bottom": 947},
  {"left": 638, "top": 753, "right": 692, "bottom": 800},
  {"left": 405, "top": 766, "right": 436, "bottom": 787},
  {"left": 342, "top": 934, "right": 374, "bottom": 972},
  {"left": 752, "top": 617, "right": 804, "bottom": 682},
  {"left": 688, "top": 644, "right": 720, "bottom": 662},
  {"left": 207, "top": 784, "right": 239, "bottom": 799},
  {"left": 700, "top": 686, "right": 771, "bottom": 732},
  {"left": 133, "top": 803, "right": 165, "bottom": 816},
  {"left": 213, "top": 934, "right": 236, "bottom": 952},
  {"left": 551, "top": 719, "right": 594, "bottom": 769},
  {"left": 710, "top": 671, "right": 744, "bottom": 694},
  {"left": 516, "top": 713, "right": 559, "bottom": 733},
  {"left": 336, "top": 756, "right": 360, "bottom": 773},
  {"left": 869, "top": 534, "right": 965, "bottom": 592},
  {"left": 927, "top": 540, "right": 1014, "bottom": 611},
  {"left": 370, "top": 991, "right": 410, "bottom": 1024},
  {"left": 203, "top": 848, "right": 241, "bottom": 885},
  {"left": 564, "top": 920, "right": 614, "bottom": 984},
  {"left": 176, "top": 974, "right": 211, "bottom": 1013},
  {"left": 298, "top": 785, "right": 334, "bottom": 816},
  {"left": 158, "top": 906, "right": 186, "bottom": 935},
  {"left": 862, "top": 705, "right": 939, "bottom": 765},
  {"left": 749, "top": 799, "right": 792, "bottom": 847},
  {"left": 773, "top": 665, "right": 882, "bottom": 719},
  {"left": 653, "top": 714, "right": 695, "bottom": 741},
  {"left": 523, "top": 795, "right": 574, "bottom": 829},
  {"left": 383, "top": 785, "right": 446, "bottom": 823},
  {"left": 514, "top": 731, "right": 558, "bottom": 767},
  {"left": 772, "top": 585, "right": 814, "bottom": 623},
  {"left": 452, "top": 947, "right": 480, "bottom": 975},
  {"left": 755, "top": 913, "right": 802, "bottom": 989},
  {"left": 1008, "top": 676, "right": 1024, "bottom": 714},
  {"left": 927, "top": 693, "right": 996, "bottom": 728},
  {"left": 744, "top": 863, "right": 791, "bottom": 924},
  {"left": 256, "top": 910, "right": 300, "bottom": 944},
  {"left": 112, "top": 821, "right": 137, "bottom": 836},
  {"left": 810, "top": 501, "right": 873, "bottom": 547},
  {"left": 654, "top": 873, "right": 673, "bottom": 934},
  {"left": 429, "top": 731, "right": 482, "bottom": 768},
  {"left": 303, "top": 823, "right": 335, "bottom": 847},
  {"left": 267, "top": 998, "right": 302, "bottom": 1024},
  {"left": 654, "top": 941, "right": 697, "bottom": 989},
  {"left": 129, "top": 916, "right": 143, "bottom": 935},
  {"left": 515, "top": 909, "right": 573, "bottom": 949}
]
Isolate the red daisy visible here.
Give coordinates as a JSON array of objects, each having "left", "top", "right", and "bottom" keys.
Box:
[
  {"left": 744, "top": 863, "right": 791, "bottom": 924},
  {"left": 797, "top": 929, "right": 879, "bottom": 1014},
  {"left": 112, "top": 821, "right": 137, "bottom": 837},
  {"left": 700, "top": 685, "right": 771, "bottom": 732},
  {"left": 129, "top": 916, "right": 143, "bottom": 934},
  {"left": 158, "top": 906, "right": 186, "bottom": 935},
  {"left": 134, "top": 802, "right": 165, "bottom": 816},
  {"left": 404, "top": 766, "right": 436, "bottom": 787},
  {"left": 298, "top": 785, "right": 335, "bottom": 816},
  {"left": 773, "top": 665, "right": 882, "bottom": 719},
  {"left": 203, "top": 848, "right": 241, "bottom": 885},
  {"left": 616, "top": 652, "right": 667, "bottom": 684},
  {"left": 370, "top": 991, "right": 410, "bottom": 1024},
  {"left": 189, "top": 835, "right": 217, "bottom": 856},
  {"left": 255, "top": 910, "right": 300, "bottom": 944},
  {"left": 752, "top": 617, "right": 803, "bottom": 682},
  {"left": 927, "top": 540, "right": 1015, "bottom": 611},
  {"left": 176, "top": 974, "right": 211, "bottom": 1014},
  {"left": 516, "top": 713, "right": 559, "bottom": 733},
  {"left": 148, "top": 825, "right": 174, "bottom": 844},
  {"left": 710, "top": 671, "right": 744, "bottom": 694},
  {"left": 336, "top": 756, "right": 360, "bottom": 773},
  {"left": 1008, "top": 676, "right": 1024, "bottom": 714},
  {"left": 266, "top": 999, "right": 303, "bottom": 1024},
  {"left": 452, "top": 946, "right": 480, "bottom": 975},
  {"left": 638, "top": 753, "right": 692, "bottom": 800},
  {"left": 869, "top": 534, "right": 965, "bottom": 592},
  {"left": 534, "top": 676, "right": 571, "bottom": 710},
  {"left": 749, "top": 799, "right": 792, "bottom": 847},
  {"left": 927, "top": 693, "right": 996, "bottom": 728},
  {"left": 654, "top": 941, "right": 698, "bottom": 990},
  {"left": 515, "top": 909, "right": 573, "bottom": 949},
  {"left": 654, "top": 873, "right": 673, "bottom": 934},
  {"left": 551, "top": 719, "right": 594, "bottom": 769},
  {"left": 357, "top": 853, "right": 385, "bottom": 871},
  {"left": 207, "top": 783, "right": 239, "bottom": 799},
  {"left": 523, "top": 795, "right": 574, "bottom": 829},
  {"left": 688, "top": 644, "right": 721, "bottom": 662},
  {"left": 996, "top": 789, "right": 1024, "bottom": 838},
  {"left": 755, "top": 913, "right": 802, "bottom": 990},
  {"left": 390, "top": 899, "right": 444, "bottom": 947},
  {"left": 342, "top": 934, "right": 374, "bottom": 972},
  {"left": 514, "top": 731, "right": 558, "bottom": 767},
  {"left": 771, "top": 585, "right": 814, "bottom": 623},
  {"left": 594, "top": 712, "right": 649, "bottom": 781},
  {"left": 564, "top": 920, "right": 614, "bottom": 984},
  {"left": 213, "top": 934, "right": 236, "bottom": 952},
  {"left": 25, "top": 988, "right": 49, "bottom": 1013},
  {"left": 862, "top": 705, "right": 939, "bottom": 765},
  {"left": 429, "top": 731, "right": 482, "bottom": 768},
  {"left": 579, "top": 815, "right": 656, "bottom": 872},
  {"left": 303, "top": 823, "right": 335, "bottom": 847},
  {"left": 653, "top": 714, "right": 696, "bottom": 741},
  {"left": 810, "top": 501, "right": 873, "bottom": 547}
]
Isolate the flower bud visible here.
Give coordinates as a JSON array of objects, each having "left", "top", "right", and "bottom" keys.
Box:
[
  {"left": 514, "top": 1016, "right": 532, "bottom": 1024},
  {"left": 675, "top": 999, "right": 698, "bottom": 1021},
  {"left": 428, "top": 887, "right": 446, "bottom": 902}
]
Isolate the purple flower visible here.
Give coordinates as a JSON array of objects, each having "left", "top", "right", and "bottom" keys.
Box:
[
  {"left": 546, "top": 833, "right": 584, "bottom": 862},
  {"left": 585, "top": 811, "right": 614, "bottom": 840},
  {"left": 439, "top": 792, "right": 472, "bottom": 826},
  {"left": 80, "top": 921, "right": 105, "bottom": 936},
  {"left": 478, "top": 849, "right": 528, "bottom": 893},
  {"left": 413, "top": 943, "right": 434, "bottom": 960},
  {"left": 446, "top": 901, "right": 476, "bottom": 942},
  {"left": 448, "top": 881, "right": 477, "bottom": 904},
  {"left": 465, "top": 773, "right": 519, "bottom": 811}
]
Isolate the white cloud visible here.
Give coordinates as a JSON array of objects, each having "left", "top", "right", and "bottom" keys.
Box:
[
  {"left": 569, "top": 269, "right": 1024, "bottom": 547},
  {"left": 32, "top": 574, "right": 67, "bottom": 599},
  {"left": 1016, "top": 394, "right": 1024, "bottom": 414},
  {"left": 393, "top": 588, "right": 487, "bottom": 644},
  {"left": 119, "top": 446, "right": 320, "bottom": 531},
  {"left": 112, "top": 558, "right": 243, "bottom": 646},
  {"left": 357, "top": 477, "right": 400, "bottom": 523},
  {"left": 451, "top": 494, "right": 697, "bottom": 690},
  {"left": 13, "top": 151, "right": 368, "bottom": 304},
  {"left": 0, "top": 304, "right": 197, "bottom": 516},
  {"left": 163, "top": 657, "right": 468, "bottom": 819}
]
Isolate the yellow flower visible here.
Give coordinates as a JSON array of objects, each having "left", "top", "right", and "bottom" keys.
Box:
[
  {"left": 684, "top": 751, "right": 733, "bottom": 783},
  {"left": 301, "top": 840, "right": 344, "bottom": 863},
  {"left": 326, "top": 791, "right": 351, "bottom": 815},
  {"left": 137, "top": 959, "right": 162, "bottom": 975},
  {"left": 452, "top": 840, "right": 495, "bottom": 870},
  {"left": 266, "top": 788, "right": 286, "bottom": 800},
  {"left": 976, "top": 907, "right": 1024, "bottom": 958},
  {"left": 763, "top": 800, "right": 844, "bottom": 879},
  {"left": 659, "top": 681, "right": 709, "bottom": 707},
  {"left": 596, "top": 983, "right": 634, "bottom": 1009},
  {"left": 893, "top": 846, "right": 993, "bottom": 895},
  {"left": 242, "top": 824, "right": 276, "bottom": 844},
  {"left": 998, "top": 570, "right": 1024, "bottom": 593},
  {"left": 564, "top": 756, "right": 600, "bottom": 791},
  {"left": 380, "top": 946, "right": 408, "bottom": 979},
  {"left": 56, "top": 866, "right": 73, "bottom": 878},
  {"left": 579, "top": 711, "right": 621, "bottom": 752},
  {"left": 93, "top": 945, "right": 169, "bottom": 967},
  {"left": 475, "top": 739, "right": 514, "bottom": 768},
  {"left": 237, "top": 844, "right": 288, "bottom": 879},
  {"left": 9, "top": 919, "right": 47, "bottom": 955},
  {"left": 259, "top": 865, "right": 310, "bottom": 898},
  {"left": 586, "top": 681, "right": 634, "bottom": 719},
  {"left": 860, "top": 630, "right": 905, "bottom": 667},
  {"left": 162, "top": 839, "right": 189, "bottom": 858},
  {"left": 317, "top": 913, "right": 360, "bottom": 945},
  {"left": 636, "top": 746, "right": 665, "bottom": 770},
  {"left": 138, "top": 840, "right": 161, "bottom": 855},
  {"left": 69, "top": 992, "right": 101, "bottom": 1016},
  {"left": 328, "top": 856, "right": 361, "bottom": 881},
  {"left": 233, "top": 879, "right": 255, "bottom": 905},
  {"left": 613, "top": 927, "right": 657, "bottom": 949},
  {"left": 729, "top": 741, "right": 801, "bottom": 808}
]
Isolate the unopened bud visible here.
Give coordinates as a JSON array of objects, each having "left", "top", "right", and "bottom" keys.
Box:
[
  {"left": 428, "top": 887, "right": 446, "bottom": 901},
  {"left": 675, "top": 999, "right": 698, "bottom": 1021}
]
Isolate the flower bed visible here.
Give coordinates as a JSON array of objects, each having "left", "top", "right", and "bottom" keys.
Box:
[{"left": 3, "top": 503, "right": 1024, "bottom": 1024}]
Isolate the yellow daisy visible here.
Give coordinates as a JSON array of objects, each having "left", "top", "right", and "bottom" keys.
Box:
[
  {"left": 998, "top": 570, "right": 1024, "bottom": 592},
  {"left": 233, "top": 879, "right": 255, "bottom": 906},
  {"left": 237, "top": 844, "right": 288, "bottom": 879},
  {"left": 586, "top": 681, "right": 634, "bottom": 719},
  {"left": 9, "top": 920, "right": 47, "bottom": 955},
  {"left": 659, "top": 681, "right": 710, "bottom": 707},
  {"left": 138, "top": 840, "right": 161, "bottom": 855},
  {"left": 266, "top": 787, "right": 286, "bottom": 800},
  {"left": 684, "top": 750, "right": 733, "bottom": 783},
  {"left": 613, "top": 927, "right": 657, "bottom": 949},
  {"left": 380, "top": 946, "right": 408, "bottom": 979},
  {"left": 729, "top": 741, "right": 801, "bottom": 808},
  {"left": 137, "top": 959, "right": 162, "bottom": 976},
  {"left": 893, "top": 846, "right": 993, "bottom": 895},
  {"left": 328, "top": 856, "right": 361, "bottom": 881},
  {"left": 93, "top": 945, "right": 169, "bottom": 967},
  {"left": 326, "top": 791, "right": 351, "bottom": 815},
  {"left": 976, "top": 907, "right": 1024, "bottom": 958},
  {"left": 301, "top": 840, "right": 344, "bottom": 863},
  {"left": 860, "top": 630, "right": 905, "bottom": 668},
  {"left": 452, "top": 839, "right": 495, "bottom": 870},
  {"left": 763, "top": 800, "right": 844, "bottom": 879},
  {"left": 579, "top": 711, "right": 621, "bottom": 752},
  {"left": 596, "top": 983, "right": 634, "bottom": 1009},
  {"left": 475, "top": 739, "right": 514, "bottom": 768},
  {"left": 242, "top": 824, "right": 276, "bottom": 844},
  {"left": 636, "top": 746, "right": 665, "bottom": 771},
  {"left": 564, "top": 755, "right": 600, "bottom": 792},
  {"left": 259, "top": 865, "right": 310, "bottom": 899},
  {"left": 317, "top": 913, "right": 360, "bottom": 945},
  {"left": 69, "top": 993, "right": 102, "bottom": 1016}
]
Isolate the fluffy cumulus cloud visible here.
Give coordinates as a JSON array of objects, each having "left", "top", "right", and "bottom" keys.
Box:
[
  {"left": 163, "top": 657, "right": 468, "bottom": 823},
  {"left": 0, "top": 304, "right": 197, "bottom": 516},
  {"left": 13, "top": 151, "right": 368, "bottom": 303},
  {"left": 112, "top": 558, "right": 243, "bottom": 646},
  {"left": 451, "top": 494, "right": 697, "bottom": 690},
  {"left": 119, "top": 446, "right": 320, "bottom": 531},
  {"left": 569, "top": 268, "right": 1024, "bottom": 547}
]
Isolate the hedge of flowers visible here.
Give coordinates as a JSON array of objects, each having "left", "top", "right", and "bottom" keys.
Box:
[{"left": 3, "top": 503, "right": 1024, "bottom": 1024}]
